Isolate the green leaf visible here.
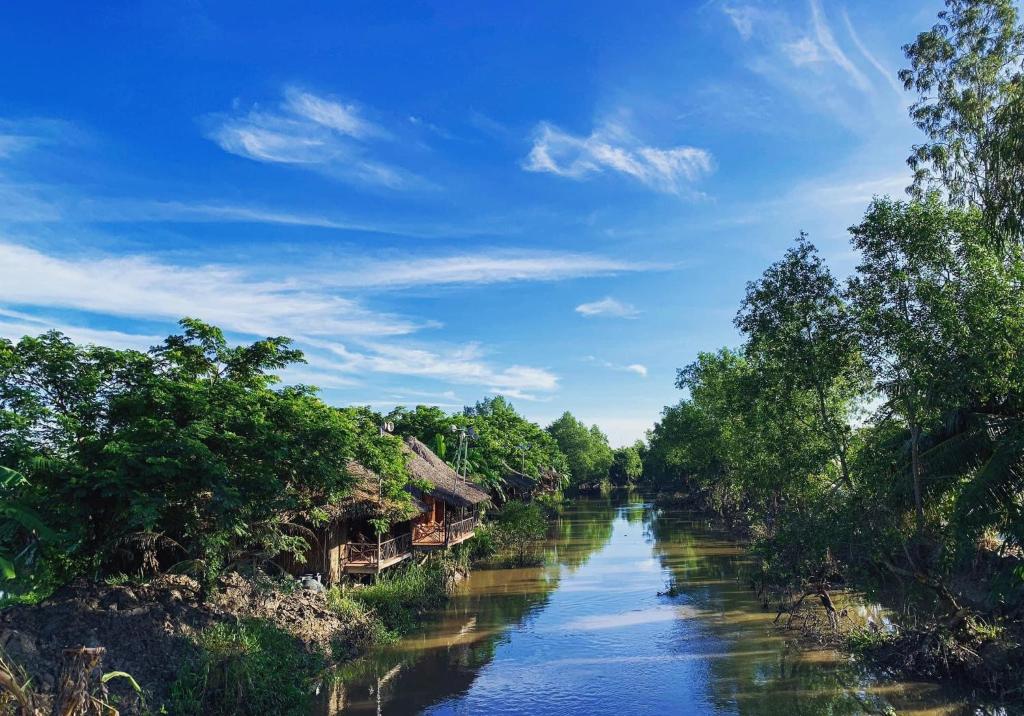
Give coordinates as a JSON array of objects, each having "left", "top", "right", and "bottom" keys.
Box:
[
  {"left": 102, "top": 670, "right": 143, "bottom": 694},
  {"left": 0, "top": 556, "right": 16, "bottom": 580}
]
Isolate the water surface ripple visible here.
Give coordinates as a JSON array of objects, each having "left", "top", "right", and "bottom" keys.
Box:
[{"left": 323, "top": 495, "right": 964, "bottom": 715}]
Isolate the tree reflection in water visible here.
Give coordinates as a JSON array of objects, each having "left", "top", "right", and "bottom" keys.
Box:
[{"left": 318, "top": 495, "right": 966, "bottom": 716}]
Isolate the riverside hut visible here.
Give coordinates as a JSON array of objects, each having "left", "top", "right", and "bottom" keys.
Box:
[
  {"left": 403, "top": 436, "right": 491, "bottom": 549},
  {"left": 282, "top": 459, "right": 428, "bottom": 581},
  {"left": 499, "top": 463, "right": 538, "bottom": 502},
  {"left": 283, "top": 437, "right": 489, "bottom": 582}
]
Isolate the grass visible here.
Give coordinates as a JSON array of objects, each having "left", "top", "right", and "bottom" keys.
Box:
[
  {"left": 324, "top": 588, "right": 394, "bottom": 649},
  {"left": 346, "top": 560, "right": 451, "bottom": 637},
  {"left": 170, "top": 619, "right": 325, "bottom": 716}
]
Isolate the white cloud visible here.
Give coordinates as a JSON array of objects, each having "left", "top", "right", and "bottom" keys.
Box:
[
  {"left": 575, "top": 297, "right": 640, "bottom": 319},
  {"left": 782, "top": 37, "right": 822, "bottom": 67},
  {"left": 720, "top": 0, "right": 900, "bottom": 131},
  {"left": 723, "top": 6, "right": 757, "bottom": 41},
  {"left": 625, "top": 364, "right": 648, "bottom": 377},
  {"left": 0, "top": 308, "right": 162, "bottom": 351},
  {"left": 583, "top": 355, "right": 648, "bottom": 379},
  {"left": 809, "top": 0, "right": 871, "bottom": 92},
  {"left": 206, "top": 87, "right": 412, "bottom": 189},
  {"left": 0, "top": 241, "right": 418, "bottom": 338},
  {"left": 0, "top": 241, "right": 600, "bottom": 399},
  {"left": 309, "top": 339, "right": 558, "bottom": 398},
  {"left": 283, "top": 88, "right": 384, "bottom": 140},
  {"left": 523, "top": 121, "right": 713, "bottom": 195},
  {"left": 841, "top": 9, "right": 904, "bottom": 95},
  {"left": 332, "top": 252, "right": 648, "bottom": 289}
]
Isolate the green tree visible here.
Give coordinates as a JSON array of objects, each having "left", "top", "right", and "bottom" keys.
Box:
[
  {"left": 901, "top": 0, "right": 1024, "bottom": 245},
  {"left": 609, "top": 442, "right": 644, "bottom": 486},
  {"left": 0, "top": 320, "right": 415, "bottom": 585},
  {"left": 546, "top": 412, "right": 613, "bottom": 487},
  {"left": 491, "top": 500, "right": 548, "bottom": 566},
  {"left": 847, "top": 197, "right": 1010, "bottom": 533},
  {"left": 735, "top": 233, "right": 868, "bottom": 489}
]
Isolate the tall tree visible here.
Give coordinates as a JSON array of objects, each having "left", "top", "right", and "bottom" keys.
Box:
[
  {"left": 846, "top": 196, "right": 1019, "bottom": 534},
  {"left": 735, "top": 234, "right": 868, "bottom": 489},
  {"left": 901, "top": 0, "right": 1024, "bottom": 245}
]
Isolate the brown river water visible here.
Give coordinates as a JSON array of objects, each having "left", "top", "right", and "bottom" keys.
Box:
[{"left": 317, "top": 493, "right": 974, "bottom": 715}]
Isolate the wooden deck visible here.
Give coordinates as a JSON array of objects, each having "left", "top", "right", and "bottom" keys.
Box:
[
  {"left": 344, "top": 533, "right": 413, "bottom": 574},
  {"left": 412, "top": 516, "right": 478, "bottom": 550}
]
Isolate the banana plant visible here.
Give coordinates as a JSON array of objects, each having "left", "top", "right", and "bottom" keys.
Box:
[{"left": 0, "top": 467, "right": 55, "bottom": 581}]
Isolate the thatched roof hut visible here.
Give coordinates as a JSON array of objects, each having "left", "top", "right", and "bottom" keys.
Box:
[
  {"left": 336, "top": 459, "right": 430, "bottom": 520},
  {"left": 402, "top": 436, "right": 491, "bottom": 508},
  {"left": 500, "top": 463, "right": 538, "bottom": 494}
]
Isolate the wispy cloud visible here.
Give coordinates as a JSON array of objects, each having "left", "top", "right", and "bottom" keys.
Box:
[
  {"left": 781, "top": 37, "right": 822, "bottom": 66},
  {"left": 723, "top": 5, "right": 756, "bottom": 41},
  {"left": 1, "top": 241, "right": 632, "bottom": 399},
  {"left": 0, "top": 241, "right": 419, "bottom": 338},
  {"left": 332, "top": 252, "right": 649, "bottom": 290},
  {"left": 808, "top": 0, "right": 871, "bottom": 92},
  {"left": 584, "top": 355, "right": 648, "bottom": 378},
  {"left": 840, "top": 8, "right": 904, "bottom": 95},
  {"left": 0, "top": 308, "right": 162, "bottom": 351},
  {"left": 68, "top": 198, "right": 508, "bottom": 239},
  {"left": 719, "top": 1, "right": 904, "bottom": 130},
  {"left": 625, "top": 363, "right": 648, "bottom": 377},
  {"left": 205, "top": 87, "right": 414, "bottom": 189},
  {"left": 310, "top": 339, "right": 558, "bottom": 399},
  {"left": 575, "top": 297, "right": 640, "bottom": 319},
  {"left": 523, "top": 120, "right": 713, "bottom": 196}
]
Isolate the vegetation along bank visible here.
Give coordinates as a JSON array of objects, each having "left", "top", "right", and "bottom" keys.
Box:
[{"left": 3, "top": 0, "right": 1024, "bottom": 711}]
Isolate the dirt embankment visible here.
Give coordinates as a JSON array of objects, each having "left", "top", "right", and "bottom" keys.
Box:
[{"left": 0, "top": 574, "right": 374, "bottom": 713}]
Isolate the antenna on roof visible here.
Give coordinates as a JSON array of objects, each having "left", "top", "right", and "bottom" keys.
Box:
[{"left": 450, "top": 425, "right": 475, "bottom": 482}]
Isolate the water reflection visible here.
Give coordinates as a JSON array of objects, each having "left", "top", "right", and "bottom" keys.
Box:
[{"left": 320, "top": 494, "right": 967, "bottom": 715}]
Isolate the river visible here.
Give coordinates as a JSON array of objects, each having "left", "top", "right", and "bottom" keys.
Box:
[{"left": 320, "top": 494, "right": 967, "bottom": 715}]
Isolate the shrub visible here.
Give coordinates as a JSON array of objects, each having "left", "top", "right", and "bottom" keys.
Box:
[
  {"left": 324, "top": 587, "right": 392, "bottom": 648},
  {"left": 170, "top": 619, "right": 324, "bottom": 716},
  {"left": 349, "top": 560, "right": 448, "bottom": 636},
  {"left": 461, "top": 524, "right": 497, "bottom": 562},
  {"left": 492, "top": 501, "right": 547, "bottom": 567}
]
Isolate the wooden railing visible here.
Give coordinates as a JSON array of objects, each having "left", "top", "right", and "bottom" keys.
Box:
[
  {"left": 413, "top": 521, "right": 445, "bottom": 544},
  {"left": 446, "top": 515, "right": 477, "bottom": 542},
  {"left": 346, "top": 533, "right": 412, "bottom": 565}
]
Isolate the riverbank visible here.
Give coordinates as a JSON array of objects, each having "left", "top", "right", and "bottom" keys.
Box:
[
  {"left": 0, "top": 497, "right": 554, "bottom": 715},
  {"left": 0, "top": 556, "right": 467, "bottom": 715},
  {"left": 652, "top": 489, "right": 1022, "bottom": 709}
]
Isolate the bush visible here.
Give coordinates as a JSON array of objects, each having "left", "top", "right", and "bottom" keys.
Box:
[
  {"left": 461, "top": 524, "right": 497, "bottom": 562},
  {"left": 324, "top": 587, "right": 393, "bottom": 648},
  {"left": 492, "top": 501, "right": 547, "bottom": 567},
  {"left": 534, "top": 491, "right": 566, "bottom": 518},
  {"left": 349, "top": 560, "right": 449, "bottom": 636},
  {"left": 170, "top": 619, "right": 324, "bottom": 716}
]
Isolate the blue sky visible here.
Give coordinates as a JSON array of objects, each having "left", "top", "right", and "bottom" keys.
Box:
[{"left": 0, "top": 0, "right": 937, "bottom": 445}]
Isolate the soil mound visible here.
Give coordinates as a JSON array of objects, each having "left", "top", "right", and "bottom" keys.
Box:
[{"left": 0, "top": 574, "right": 371, "bottom": 713}]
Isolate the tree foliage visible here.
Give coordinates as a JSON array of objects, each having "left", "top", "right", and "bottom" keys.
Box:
[
  {"left": 901, "top": 0, "right": 1024, "bottom": 245},
  {"left": 546, "top": 412, "right": 613, "bottom": 488},
  {"left": 0, "top": 319, "right": 412, "bottom": 588}
]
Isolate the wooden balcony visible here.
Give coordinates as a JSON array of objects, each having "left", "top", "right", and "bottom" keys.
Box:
[
  {"left": 344, "top": 533, "right": 413, "bottom": 574},
  {"left": 412, "top": 515, "right": 479, "bottom": 550}
]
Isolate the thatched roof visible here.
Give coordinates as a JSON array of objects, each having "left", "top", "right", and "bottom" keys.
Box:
[
  {"left": 325, "top": 460, "right": 429, "bottom": 520},
  {"left": 537, "top": 466, "right": 563, "bottom": 487},
  {"left": 403, "top": 436, "right": 491, "bottom": 507},
  {"left": 500, "top": 463, "right": 538, "bottom": 492}
]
